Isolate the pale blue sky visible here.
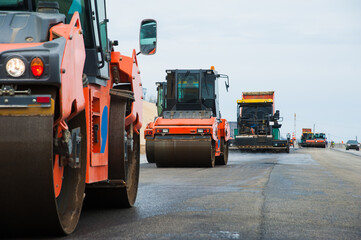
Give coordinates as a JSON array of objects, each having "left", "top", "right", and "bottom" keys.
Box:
[{"left": 107, "top": 0, "right": 361, "bottom": 142}]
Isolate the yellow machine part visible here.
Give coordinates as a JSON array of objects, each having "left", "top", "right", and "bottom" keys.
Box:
[
  {"left": 237, "top": 99, "right": 273, "bottom": 104},
  {"left": 0, "top": 99, "right": 55, "bottom": 116}
]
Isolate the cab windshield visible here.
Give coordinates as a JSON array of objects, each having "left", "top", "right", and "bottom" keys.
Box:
[
  {"left": 0, "top": 0, "right": 28, "bottom": 10},
  {"left": 34, "top": 0, "right": 91, "bottom": 47},
  {"left": 314, "top": 133, "right": 326, "bottom": 139},
  {"left": 0, "top": 0, "right": 92, "bottom": 48},
  {"left": 241, "top": 105, "right": 273, "bottom": 120},
  {"left": 177, "top": 72, "right": 200, "bottom": 103}
]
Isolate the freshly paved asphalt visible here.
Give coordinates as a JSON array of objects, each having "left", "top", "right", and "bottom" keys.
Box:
[{"left": 29, "top": 148, "right": 361, "bottom": 239}]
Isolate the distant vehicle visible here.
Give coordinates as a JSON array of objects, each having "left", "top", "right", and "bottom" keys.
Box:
[
  {"left": 314, "top": 133, "right": 327, "bottom": 148},
  {"left": 300, "top": 129, "right": 326, "bottom": 148},
  {"left": 346, "top": 140, "right": 360, "bottom": 151}
]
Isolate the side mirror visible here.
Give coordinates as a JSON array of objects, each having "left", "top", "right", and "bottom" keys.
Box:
[
  {"left": 140, "top": 19, "right": 157, "bottom": 55},
  {"left": 217, "top": 74, "right": 230, "bottom": 92},
  {"left": 224, "top": 76, "right": 230, "bottom": 92}
]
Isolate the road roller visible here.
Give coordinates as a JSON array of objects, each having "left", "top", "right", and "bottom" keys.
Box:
[
  {"left": 300, "top": 130, "right": 327, "bottom": 148},
  {"left": 0, "top": 0, "right": 156, "bottom": 235},
  {"left": 144, "top": 68, "right": 231, "bottom": 167}
]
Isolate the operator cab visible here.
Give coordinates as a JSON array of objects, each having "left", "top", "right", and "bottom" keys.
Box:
[
  {"left": 237, "top": 101, "right": 282, "bottom": 136},
  {"left": 163, "top": 68, "right": 228, "bottom": 119},
  {"left": 0, "top": 0, "right": 157, "bottom": 86}
]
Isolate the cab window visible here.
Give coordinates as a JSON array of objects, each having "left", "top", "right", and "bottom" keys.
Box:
[{"left": 177, "top": 72, "right": 200, "bottom": 103}]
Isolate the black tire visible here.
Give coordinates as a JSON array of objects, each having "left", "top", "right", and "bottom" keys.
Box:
[
  {"left": 119, "top": 132, "right": 140, "bottom": 207},
  {"left": 145, "top": 139, "right": 155, "bottom": 163},
  {"left": 216, "top": 138, "right": 228, "bottom": 165},
  {"left": 210, "top": 140, "right": 216, "bottom": 168},
  {"left": 85, "top": 95, "right": 140, "bottom": 208}
]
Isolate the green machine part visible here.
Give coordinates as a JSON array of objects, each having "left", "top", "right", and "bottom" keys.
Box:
[
  {"left": 234, "top": 128, "right": 238, "bottom": 136},
  {"left": 272, "top": 128, "right": 280, "bottom": 140},
  {"left": 157, "top": 87, "right": 163, "bottom": 116}
]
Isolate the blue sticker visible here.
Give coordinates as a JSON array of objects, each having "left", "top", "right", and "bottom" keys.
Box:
[{"left": 100, "top": 106, "right": 108, "bottom": 153}]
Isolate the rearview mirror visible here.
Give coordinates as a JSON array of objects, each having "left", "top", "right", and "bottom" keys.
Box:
[
  {"left": 217, "top": 74, "right": 230, "bottom": 92},
  {"left": 140, "top": 19, "right": 157, "bottom": 55}
]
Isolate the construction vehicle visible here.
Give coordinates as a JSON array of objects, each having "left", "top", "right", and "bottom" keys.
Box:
[
  {"left": 300, "top": 129, "right": 327, "bottom": 148},
  {"left": 0, "top": 0, "right": 156, "bottom": 235},
  {"left": 300, "top": 128, "right": 315, "bottom": 147},
  {"left": 144, "top": 68, "right": 231, "bottom": 167},
  {"left": 233, "top": 91, "right": 289, "bottom": 152},
  {"left": 314, "top": 133, "right": 327, "bottom": 148}
]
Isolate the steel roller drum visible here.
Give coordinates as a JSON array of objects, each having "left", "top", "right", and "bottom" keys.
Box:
[
  {"left": 0, "top": 115, "right": 85, "bottom": 235},
  {"left": 154, "top": 135, "right": 215, "bottom": 167},
  {"left": 314, "top": 142, "right": 326, "bottom": 148},
  {"left": 145, "top": 138, "right": 155, "bottom": 163}
]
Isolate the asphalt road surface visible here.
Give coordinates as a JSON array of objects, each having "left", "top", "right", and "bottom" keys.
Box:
[{"left": 38, "top": 148, "right": 361, "bottom": 239}]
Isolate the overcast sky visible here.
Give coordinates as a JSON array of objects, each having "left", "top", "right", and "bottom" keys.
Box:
[{"left": 107, "top": 0, "right": 361, "bottom": 142}]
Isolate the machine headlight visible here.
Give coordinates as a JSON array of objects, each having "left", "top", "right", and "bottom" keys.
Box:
[{"left": 6, "top": 58, "right": 25, "bottom": 77}]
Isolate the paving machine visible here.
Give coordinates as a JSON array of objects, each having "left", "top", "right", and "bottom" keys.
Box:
[
  {"left": 233, "top": 91, "right": 289, "bottom": 152},
  {"left": 144, "top": 68, "right": 231, "bottom": 167},
  {"left": 0, "top": 0, "right": 156, "bottom": 235}
]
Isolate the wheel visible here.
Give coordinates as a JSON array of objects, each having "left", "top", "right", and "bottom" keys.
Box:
[
  {"left": 145, "top": 139, "right": 155, "bottom": 163},
  {"left": 85, "top": 92, "right": 140, "bottom": 208},
  {"left": 346, "top": 148, "right": 349, "bottom": 150},
  {"left": 210, "top": 140, "right": 216, "bottom": 168},
  {"left": 357, "top": 148, "right": 360, "bottom": 151},
  {"left": 0, "top": 111, "right": 87, "bottom": 235},
  {"left": 216, "top": 138, "right": 228, "bottom": 165}
]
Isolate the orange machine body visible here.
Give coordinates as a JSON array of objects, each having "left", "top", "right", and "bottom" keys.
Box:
[
  {"left": 51, "top": 14, "right": 142, "bottom": 183},
  {"left": 1, "top": 13, "right": 143, "bottom": 184},
  {"left": 84, "top": 50, "right": 142, "bottom": 183},
  {"left": 145, "top": 117, "right": 230, "bottom": 157},
  {"left": 0, "top": 1, "right": 157, "bottom": 234}
]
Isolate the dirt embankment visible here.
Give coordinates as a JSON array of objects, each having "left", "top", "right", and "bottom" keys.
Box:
[{"left": 140, "top": 101, "right": 157, "bottom": 153}]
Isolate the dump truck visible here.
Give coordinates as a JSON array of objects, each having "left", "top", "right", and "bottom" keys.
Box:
[
  {"left": 144, "top": 68, "right": 231, "bottom": 167},
  {"left": 0, "top": 0, "right": 156, "bottom": 235},
  {"left": 233, "top": 91, "right": 289, "bottom": 152}
]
